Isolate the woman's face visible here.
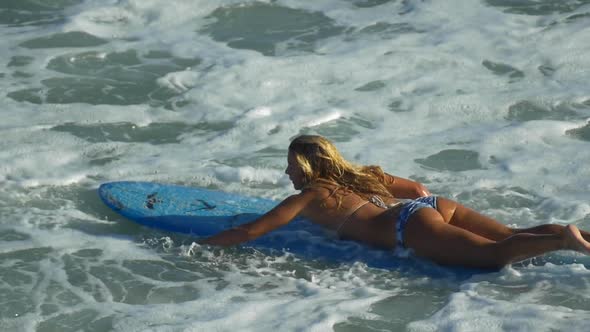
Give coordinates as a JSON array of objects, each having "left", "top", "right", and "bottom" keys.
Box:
[{"left": 285, "top": 151, "right": 305, "bottom": 190}]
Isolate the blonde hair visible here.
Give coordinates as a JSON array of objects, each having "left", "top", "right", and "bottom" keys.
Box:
[{"left": 288, "top": 135, "right": 392, "bottom": 202}]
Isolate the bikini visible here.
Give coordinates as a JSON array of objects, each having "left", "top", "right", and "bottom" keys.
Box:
[
  {"left": 336, "top": 194, "right": 438, "bottom": 248},
  {"left": 305, "top": 181, "right": 437, "bottom": 248},
  {"left": 395, "top": 196, "right": 437, "bottom": 248}
]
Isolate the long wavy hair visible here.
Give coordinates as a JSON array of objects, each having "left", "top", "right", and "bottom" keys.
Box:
[{"left": 288, "top": 135, "right": 393, "bottom": 202}]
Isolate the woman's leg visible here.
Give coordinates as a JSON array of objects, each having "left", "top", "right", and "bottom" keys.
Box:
[
  {"left": 437, "top": 197, "right": 590, "bottom": 242},
  {"left": 436, "top": 197, "right": 513, "bottom": 240},
  {"left": 403, "top": 207, "right": 590, "bottom": 269}
]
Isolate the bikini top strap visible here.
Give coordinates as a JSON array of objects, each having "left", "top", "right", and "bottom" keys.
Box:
[
  {"left": 369, "top": 195, "right": 388, "bottom": 209},
  {"left": 335, "top": 200, "right": 370, "bottom": 235}
]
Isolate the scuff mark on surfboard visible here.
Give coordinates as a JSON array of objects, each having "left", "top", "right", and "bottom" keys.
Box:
[
  {"left": 187, "top": 199, "right": 216, "bottom": 212},
  {"left": 105, "top": 193, "right": 124, "bottom": 211},
  {"left": 146, "top": 192, "right": 161, "bottom": 210}
]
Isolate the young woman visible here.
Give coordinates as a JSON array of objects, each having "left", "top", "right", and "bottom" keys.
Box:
[{"left": 202, "top": 135, "right": 590, "bottom": 268}]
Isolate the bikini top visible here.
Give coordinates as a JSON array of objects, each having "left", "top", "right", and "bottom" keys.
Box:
[
  {"left": 303, "top": 181, "right": 400, "bottom": 236},
  {"left": 335, "top": 195, "right": 402, "bottom": 235}
]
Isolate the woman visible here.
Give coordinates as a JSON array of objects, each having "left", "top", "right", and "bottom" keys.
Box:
[{"left": 203, "top": 135, "right": 590, "bottom": 268}]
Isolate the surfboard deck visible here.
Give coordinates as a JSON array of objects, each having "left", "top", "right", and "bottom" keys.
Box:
[
  {"left": 98, "top": 181, "right": 483, "bottom": 276},
  {"left": 98, "top": 181, "right": 395, "bottom": 263},
  {"left": 98, "top": 181, "right": 278, "bottom": 235}
]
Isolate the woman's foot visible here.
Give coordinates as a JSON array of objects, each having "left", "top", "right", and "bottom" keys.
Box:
[{"left": 564, "top": 224, "right": 590, "bottom": 255}]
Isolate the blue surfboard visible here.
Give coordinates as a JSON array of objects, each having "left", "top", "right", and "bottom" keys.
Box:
[
  {"left": 98, "top": 181, "right": 480, "bottom": 275},
  {"left": 98, "top": 181, "right": 406, "bottom": 266},
  {"left": 98, "top": 181, "right": 278, "bottom": 236}
]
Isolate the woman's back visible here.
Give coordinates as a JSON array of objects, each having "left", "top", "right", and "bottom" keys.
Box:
[{"left": 301, "top": 182, "right": 403, "bottom": 249}]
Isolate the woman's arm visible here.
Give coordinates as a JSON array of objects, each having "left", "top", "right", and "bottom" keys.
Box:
[
  {"left": 200, "top": 190, "right": 315, "bottom": 247},
  {"left": 383, "top": 173, "right": 431, "bottom": 199}
]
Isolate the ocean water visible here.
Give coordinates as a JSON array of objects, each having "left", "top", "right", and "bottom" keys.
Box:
[{"left": 2, "top": 0, "right": 590, "bottom": 331}]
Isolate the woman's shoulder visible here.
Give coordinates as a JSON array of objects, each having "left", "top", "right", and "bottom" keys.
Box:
[
  {"left": 301, "top": 183, "right": 332, "bottom": 198},
  {"left": 301, "top": 179, "right": 345, "bottom": 200},
  {"left": 303, "top": 179, "right": 337, "bottom": 190}
]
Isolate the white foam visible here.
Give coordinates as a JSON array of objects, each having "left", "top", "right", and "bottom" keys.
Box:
[
  {"left": 102, "top": 259, "right": 393, "bottom": 331},
  {"left": 214, "top": 165, "right": 284, "bottom": 185},
  {"left": 157, "top": 70, "right": 201, "bottom": 93},
  {"left": 244, "top": 106, "right": 273, "bottom": 119},
  {"left": 306, "top": 110, "right": 342, "bottom": 127},
  {"left": 409, "top": 265, "right": 590, "bottom": 331},
  {"left": 3, "top": 0, "right": 590, "bottom": 330},
  {"left": 67, "top": 6, "right": 146, "bottom": 39}
]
